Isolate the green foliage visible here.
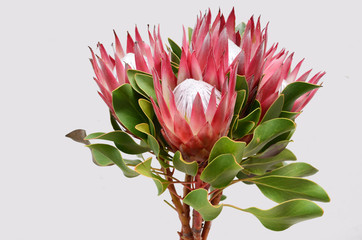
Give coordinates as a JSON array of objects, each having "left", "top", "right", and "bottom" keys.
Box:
[
  {"left": 234, "top": 90, "right": 246, "bottom": 115},
  {"left": 250, "top": 176, "right": 330, "bottom": 203},
  {"left": 241, "top": 149, "right": 297, "bottom": 175},
  {"left": 280, "top": 111, "right": 300, "bottom": 120},
  {"left": 263, "top": 162, "right": 319, "bottom": 178},
  {"left": 260, "top": 95, "right": 284, "bottom": 123},
  {"left": 240, "top": 199, "right": 324, "bottom": 231},
  {"left": 183, "top": 189, "right": 223, "bottom": 221},
  {"left": 134, "top": 73, "right": 157, "bottom": 100},
  {"left": 281, "top": 82, "right": 320, "bottom": 111},
  {"left": 138, "top": 99, "right": 156, "bottom": 136},
  {"left": 135, "top": 123, "right": 160, "bottom": 157},
  {"left": 244, "top": 118, "right": 296, "bottom": 157},
  {"left": 126, "top": 70, "right": 152, "bottom": 97},
  {"left": 209, "top": 136, "right": 245, "bottom": 163},
  {"left": 232, "top": 108, "right": 260, "bottom": 139},
  {"left": 112, "top": 84, "right": 148, "bottom": 139},
  {"left": 168, "top": 38, "right": 182, "bottom": 59},
  {"left": 201, "top": 154, "right": 243, "bottom": 189},
  {"left": 135, "top": 158, "right": 169, "bottom": 195},
  {"left": 87, "top": 144, "right": 139, "bottom": 178},
  {"left": 85, "top": 131, "right": 150, "bottom": 154},
  {"left": 172, "top": 151, "right": 198, "bottom": 176}
]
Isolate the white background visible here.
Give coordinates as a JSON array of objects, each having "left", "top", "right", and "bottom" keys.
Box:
[{"left": 1, "top": 0, "right": 361, "bottom": 239}]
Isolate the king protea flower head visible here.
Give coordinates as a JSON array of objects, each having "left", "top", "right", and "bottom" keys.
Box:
[
  {"left": 148, "top": 10, "right": 243, "bottom": 162},
  {"left": 89, "top": 26, "right": 165, "bottom": 112},
  {"left": 256, "top": 46, "right": 325, "bottom": 116},
  {"left": 223, "top": 11, "right": 325, "bottom": 118}
]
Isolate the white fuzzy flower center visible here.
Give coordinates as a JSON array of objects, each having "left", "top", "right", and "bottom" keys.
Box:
[
  {"left": 173, "top": 79, "right": 221, "bottom": 120},
  {"left": 228, "top": 39, "right": 242, "bottom": 65},
  {"left": 279, "top": 79, "right": 288, "bottom": 93},
  {"left": 121, "top": 53, "right": 137, "bottom": 69}
]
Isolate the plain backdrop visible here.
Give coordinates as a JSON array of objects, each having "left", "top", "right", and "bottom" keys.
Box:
[{"left": 1, "top": 0, "right": 361, "bottom": 239}]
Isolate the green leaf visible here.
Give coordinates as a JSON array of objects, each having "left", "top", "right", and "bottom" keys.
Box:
[
  {"left": 112, "top": 84, "right": 148, "bottom": 139},
  {"left": 171, "top": 62, "right": 179, "bottom": 75},
  {"left": 251, "top": 176, "right": 330, "bottom": 203},
  {"left": 168, "top": 38, "right": 182, "bottom": 58},
  {"left": 263, "top": 162, "right": 319, "bottom": 178},
  {"left": 232, "top": 108, "right": 260, "bottom": 139},
  {"left": 235, "top": 75, "right": 249, "bottom": 97},
  {"left": 170, "top": 51, "right": 180, "bottom": 64},
  {"left": 209, "top": 136, "right": 246, "bottom": 163},
  {"left": 280, "top": 111, "right": 300, "bottom": 120},
  {"left": 244, "top": 118, "right": 296, "bottom": 157},
  {"left": 183, "top": 189, "right": 223, "bottom": 221},
  {"left": 232, "top": 121, "right": 255, "bottom": 140},
  {"left": 138, "top": 99, "right": 156, "bottom": 136},
  {"left": 281, "top": 82, "right": 321, "bottom": 111},
  {"left": 91, "top": 148, "right": 114, "bottom": 166},
  {"left": 85, "top": 131, "right": 151, "bottom": 154},
  {"left": 241, "top": 149, "right": 297, "bottom": 175},
  {"left": 254, "top": 140, "right": 291, "bottom": 159},
  {"left": 172, "top": 151, "right": 198, "bottom": 176},
  {"left": 135, "top": 158, "right": 169, "bottom": 195},
  {"left": 260, "top": 130, "right": 296, "bottom": 154},
  {"left": 134, "top": 73, "right": 157, "bottom": 100},
  {"left": 110, "top": 112, "right": 122, "bottom": 131},
  {"left": 135, "top": 123, "right": 160, "bottom": 157},
  {"left": 234, "top": 90, "right": 246, "bottom": 115},
  {"left": 87, "top": 144, "right": 139, "bottom": 178},
  {"left": 126, "top": 70, "right": 152, "bottom": 97},
  {"left": 260, "top": 95, "right": 284, "bottom": 123},
  {"left": 201, "top": 154, "right": 243, "bottom": 189},
  {"left": 240, "top": 199, "right": 324, "bottom": 231},
  {"left": 123, "top": 159, "right": 142, "bottom": 166}
]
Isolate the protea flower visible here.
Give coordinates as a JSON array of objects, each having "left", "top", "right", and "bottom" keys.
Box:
[
  {"left": 225, "top": 12, "right": 325, "bottom": 117},
  {"left": 151, "top": 14, "right": 238, "bottom": 162},
  {"left": 89, "top": 27, "right": 165, "bottom": 112},
  {"left": 256, "top": 46, "right": 325, "bottom": 115}
]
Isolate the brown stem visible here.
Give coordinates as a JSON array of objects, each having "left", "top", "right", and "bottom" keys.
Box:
[
  {"left": 201, "top": 190, "right": 223, "bottom": 240},
  {"left": 183, "top": 175, "right": 192, "bottom": 229},
  {"left": 166, "top": 169, "right": 193, "bottom": 240},
  {"left": 192, "top": 170, "right": 204, "bottom": 240}
]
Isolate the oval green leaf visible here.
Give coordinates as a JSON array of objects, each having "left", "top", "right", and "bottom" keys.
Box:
[
  {"left": 87, "top": 144, "right": 139, "bottom": 178},
  {"left": 281, "top": 82, "right": 321, "bottom": 111},
  {"left": 134, "top": 73, "right": 157, "bottom": 100},
  {"left": 263, "top": 162, "right": 318, "bottom": 178},
  {"left": 85, "top": 131, "right": 151, "bottom": 154},
  {"left": 241, "top": 199, "right": 324, "bottom": 231},
  {"left": 244, "top": 118, "right": 296, "bottom": 157},
  {"left": 135, "top": 158, "right": 169, "bottom": 195},
  {"left": 251, "top": 176, "right": 330, "bottom": 203},
  {"left": 209, "top": 136, "right": 246, "bottom": 163},
  {"left": 183, "top": 189, "right": 223, "bottom": 221},
  {"left": 201, "top": 154, "right": 243, "bottom": 189},
  {"left": 242, "top": 148, "right": 297, "bottom": 175},
  {"left": 260, "top": 95, "right": 284, "bottom": 124},
  {"left": 112, "top": 84, "right": 148, "bottom": 139},
  {"left": 172, "top": 151, "right": 198, "bottom": 176}
]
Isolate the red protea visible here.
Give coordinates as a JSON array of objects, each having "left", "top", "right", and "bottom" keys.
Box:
[
  {"left": 226, "top": 14, "right": 325, "bottom": 117},
  {"left": 151, "top": 13, "right": 238, "bottom": 162},
  {"left": 256, "top": 46, "right": 325, "bottom": 115},
  {"left": 89, "top": 27, "right": 165, "bottom": 112}
]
